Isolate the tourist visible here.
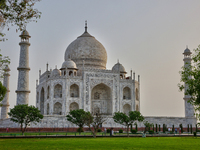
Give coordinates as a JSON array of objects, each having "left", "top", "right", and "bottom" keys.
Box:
[{"left": 175, "top": 128, "right": 177, "bottom": 134}]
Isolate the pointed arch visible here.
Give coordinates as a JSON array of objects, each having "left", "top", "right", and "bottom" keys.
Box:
[
  {"left": 136, "top": 88, "right": 139, "bottom": 100},
  {"left": 53, "top": 102, "right": 62, "bottom": 115},
  {"left": 123, "top": 104, "right": 131, "bottom": 115},
  {"left": 70, "top": 84, "right": 79, "bottom": 97},
  {"left": 47, "top": 86, "right": 50, "bottom": 99},
  {"left": 136, "top": 104, "right": 139, "bottom": 111},
  {"left": 54, "top": 84, "right": 62, "bottom": 98},
  {"left": 69, "top": 102, "right": 79, "bottom": 111},
  {"left": 123, "top": 87, "right": 131, "bottom": 99},
  {"left": 91, "top": 83, "right": 112, "bottom": 115},
  {"left": 47, "top": 103, "right": 49, "bottom": 115},
  {"left": 40, "top": 87, "right": 44, "bottom": 115}
]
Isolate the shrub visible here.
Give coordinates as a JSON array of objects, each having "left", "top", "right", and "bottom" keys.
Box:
[
  {"left": 131, "top": 129, "right": 137, "bottom": 134},
  {"left": 119, "top": 129, "right": 123, "bottom": 133},
  {"left": 107, "top": 129, "right": 110, "bottom": 133},
  {"left": 149, "top": 130, "right": 154, "bottom": 134},
  {"left": 97, "top": 129, "right": 102, "bottom": 132},
  {"left": 77, "top": 127, "right": 84, "bottom": 133},
  {"left": 194, "top": 132, "right": 197, "bottom": 137}
]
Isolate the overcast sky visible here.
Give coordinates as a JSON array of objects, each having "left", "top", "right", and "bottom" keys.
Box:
[{"left": 1, "top": 0, "right": 200, "bottom": 117}]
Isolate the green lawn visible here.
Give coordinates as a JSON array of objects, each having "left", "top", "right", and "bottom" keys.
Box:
[{"left": 0, "top": 137, "right": 199, "bottom": 150}]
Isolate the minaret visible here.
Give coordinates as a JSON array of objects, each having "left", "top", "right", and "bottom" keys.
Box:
[
  {"left": 16, "top": 30, "right": 31, "bottom": 105},
  {"left": 1, "top": 66, "right": 10, "bottom": 119},
  {"left": 183, "top": 47, "right": 194, "bottom": 117}
]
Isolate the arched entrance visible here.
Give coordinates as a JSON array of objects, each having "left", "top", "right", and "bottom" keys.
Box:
[
  {"left": 69, "top": 102, "right": 79, "bottom": 111},
  {"left": 53, "top": 102, "right": 62, "bottom": 115},
  {"left": 123, "top": 104, "right": 131, "bottom": 115},
  {"left": 91, "top": 83, "right": 112, "bottom": 115}
]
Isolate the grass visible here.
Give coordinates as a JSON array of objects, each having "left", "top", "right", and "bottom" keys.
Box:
[
  {"left": 0, "top": 137, "right": 200, "bottom": 150},
  {"left": 0, "top": 131, "right": 140, "bottom": 136}
]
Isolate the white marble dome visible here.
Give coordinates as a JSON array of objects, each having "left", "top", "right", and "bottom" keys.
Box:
[
  {"left": 64, "top": 27, "right": 107, "bottom": 70},
  {"left": 112, "top": 62, "right": 126, "bottom": 73},
  {"left": 61, "top": 59, "right": 77, "bottom": 69},
  {"left": 51, "top": 68, "right": 61, "bottom": 77}
]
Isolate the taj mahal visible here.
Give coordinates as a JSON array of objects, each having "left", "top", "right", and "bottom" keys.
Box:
[{"left": 0, "top": 22, "right": 197, "bottom": 128}]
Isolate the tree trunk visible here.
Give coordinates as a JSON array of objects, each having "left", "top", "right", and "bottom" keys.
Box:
[
  {"left": 20, "top": 123, "right": 24, "bottom": 135},
  {"left": 127, "top": 125, "right": 129, "bottom": 137}
]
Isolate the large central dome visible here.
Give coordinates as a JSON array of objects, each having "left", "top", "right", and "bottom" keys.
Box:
[{"left": 64, "top": 23, "right": 107, "bottom": 70}]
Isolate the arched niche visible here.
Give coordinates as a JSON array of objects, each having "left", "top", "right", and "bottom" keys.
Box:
[
  {"left": 91, "top": 83, "right": 112, "bottom": 115},
  {"left": 123, "top": 104, "right": 131, "bottom": 115},
  {"left": 53, "top": 102, "right": 62, "bottom": 115},
  {"left": 123, "top": 87, "right": 131, "bottom": 99},
  {"left": 136, "top": 88, "right": 139, "bottom": 100},
  {"left": 47, "top": 103, "right": 49, "bottom": 115},
  {"left": 47, "top": 86, "right": 50, "bottom": 99},
  {"left": 37, "top": 92, "right": 39, "bottom": 103},
  {"left": 54, "top": 84, "right": 62, "bottom": 98},
  {"left": 69, "top": 102, "right": 79, "bottom": 111},
  {"left": 40, "top": 88, "right": 44, "bottom": 115},
  {"left": 70, "top": 84, "right": 79, "bottom": 97},
  {"left": 136, "top": 104, "right": 139, "bottom": 111}
]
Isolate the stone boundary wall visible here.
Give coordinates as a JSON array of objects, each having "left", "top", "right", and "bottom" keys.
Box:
[{"left": 0, "top": 116, "right": 197, "bottom": 128}]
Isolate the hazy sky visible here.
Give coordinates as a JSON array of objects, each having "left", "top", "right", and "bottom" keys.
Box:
[{"left": 1, "top": 0, "right": 200, "bottom": 117}]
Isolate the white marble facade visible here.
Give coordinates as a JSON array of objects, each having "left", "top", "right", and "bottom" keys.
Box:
[{"left": 0, "top": 24, "right": 197, "bottom": 128}]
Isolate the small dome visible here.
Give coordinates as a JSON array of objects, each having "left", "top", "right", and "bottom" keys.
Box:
[
  {"left": 19, "top": 29, "right": 31, "bottom": 38},
  {"left": 61, "top": 59, "right": 77, "bottom": 69},
  {"left": 51, "top": 68, "right": 61, "bottom": 77},
  {"left": 4, "top": 65, "right": 10, "bottom": 72},
  {"left": 183, "top": 48, "right": 192, "bottom": 55},
  {"left": 112, "top": 62, "right": 126, "bottom": 73}
]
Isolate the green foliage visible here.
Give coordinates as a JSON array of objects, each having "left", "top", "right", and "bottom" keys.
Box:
[
  {"left": 0, "top": 0, "right": 41, "bottom": 36},
  {"left": 66, "top": 109, "right": 88, "bottom": 132},
  {"left": 0, "top": 51, "right": 10, "bottom": 79},
  {"left": 107, "top": 129, "right": 110, "bottom": 133},
  {"left": 0, "top": 81, "right": 6, "bottom": 103},
  {"left": 134, "top": 122, "right": 138, "bottom": 131},
  {"left": 179, "top": 124, "right": 183, "bottom": 133},
  {"left": 163, "top": 124, "right": 166, "bottom": 133},
  {"left": 148, "top": 130, "right": 154, "bottom": 134},
  {"left": 156, "top": 124, "right": 158, "bottom": 132},
  {"left": 84, "top": 109, "right": 107, "bottom": 138},
  {"left": 8, "top": 104, "right": 43, "bottom": 135},
  {"left": 193, "top": 132, "right": 196, "bottom": 136},
  {"left": 190, "top": 125, "right": 192, "bottom": 134},
  {"left": 143, "top": 121, "right": 153, "bottom": 133},
  {"left": 131, "top": 129, "right": 137, "bottom": 134},
  {"left": 119, "top": 129, "right": 123, "bottom": 133},
  {"left": 113, "top": 111, "right": 144, "bottom": 137},
  {"left": 97, "top": 129, "right": 101, "bottom": 132},
  {"left": 172, "top": 125, "right": 174, "bottom": 132},
  {"left": 187, "top": 124, "right": 189, "bottom": 132},
  {"left": 159, "top": 125, "right": 161, "bottom": 131},
  {"left": 77, "top": 127, "right": 84, "bottom": 133}
]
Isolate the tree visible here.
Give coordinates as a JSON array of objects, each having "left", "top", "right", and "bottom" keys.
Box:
[
  {"left": 84, "top": 109, "right": 107, "bottom": 138},
  {"left": 0, "top": 81, "right": 6, "bottom": 104},
  {"left": 66, "top": 109, "right": 88, "bottom": 133},
  {"left": 143, "top": 121, "right": 153, "bottom": 133},
  {"left": 0, "top": 0, "right": 41, "bottom": 38},
  {"left": 113, "top": 111, "right": 144, "bottom": 137},
  {"left": 0, "top": 53, "right": 10, "bottom": 105},
  {"left": 8, "top": 104, "right": 43, "bottom": 135},
  {"left": 178, "top": 45, "right": 200, "bottom": 121}
]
